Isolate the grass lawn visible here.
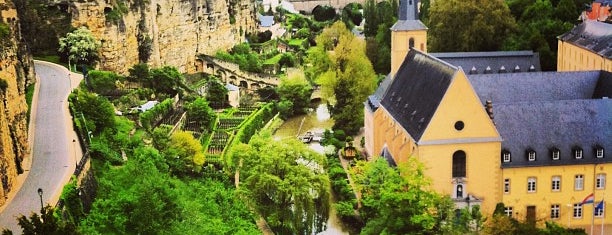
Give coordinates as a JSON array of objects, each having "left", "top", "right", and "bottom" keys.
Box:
[
  {"left": 288, "top": 38, "right": 306, "bottom": 47},
  {"left": 264, "top": 54, "right": 283, "bottom": 65}
]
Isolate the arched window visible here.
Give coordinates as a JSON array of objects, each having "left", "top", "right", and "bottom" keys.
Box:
[
  {"left": 452, "top": 151, "right": 466, "bottom": 178},
  {"left": 409, "top": 38, "right": 415, "bottom": 49},
  {"left": 456, "top": 184, "right": 463, "bottom": 198}
]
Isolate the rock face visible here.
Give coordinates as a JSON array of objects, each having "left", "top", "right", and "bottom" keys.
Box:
[
  {"left": 0, "top": 0, "right": 34, "bottom": 205},
  {"left": 69, "top": 0, "right": 258, "bottom": 74}
]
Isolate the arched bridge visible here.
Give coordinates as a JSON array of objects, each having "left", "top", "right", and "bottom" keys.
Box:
[
  {"left": 288, "top": 0, "right": 381, "bottom": 14},
  {"left": 195, "top": 55, "right": 280, "bottom": 90}
]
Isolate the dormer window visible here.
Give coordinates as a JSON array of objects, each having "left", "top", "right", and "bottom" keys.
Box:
[
  {"left": 574, "top": 147, "right": 583, "bottom": 159},
  {"left": 528, "top": 150, "right": 536, "bottom": 161},
  {"left": 551, "top": 148, "right": 560, "bottom": 160},
  {"left": 595, "top": 146, "right": 604, "bottom": 158},
  {"left": 502, "top": 150, "right": 511, "bottom": 163}
]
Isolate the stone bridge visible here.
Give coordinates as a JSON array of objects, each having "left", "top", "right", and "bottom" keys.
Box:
[
  {"left": 288, "top": 0, "right": 380, "bottom": 14},
  {"left": 195, "top": 55, "right": 280, "bottom": 90}
]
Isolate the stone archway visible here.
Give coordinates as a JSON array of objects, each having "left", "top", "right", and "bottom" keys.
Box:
[
  {"left": 239, "top": 80, "right": 249, "bottom": 89},
  {"left": 216, "top": 69, "right": 226, "bottom": 82},
  {"left": 251, "top": 82, "right": 260, "bottom": 90}
]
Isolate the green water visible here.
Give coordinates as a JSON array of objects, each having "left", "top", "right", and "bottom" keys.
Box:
[{"left": 273, "top": 103, "right": 334, "bottom": 140}]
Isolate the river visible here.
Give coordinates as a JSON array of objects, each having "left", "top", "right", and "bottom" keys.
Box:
[{"left": 272, "top": 103, "right": 349, "bottom": 235}]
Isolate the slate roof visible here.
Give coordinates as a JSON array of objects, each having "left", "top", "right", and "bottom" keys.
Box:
[
  {"left": 494, "top": 99, "right": 612, "bottom": 168},
  {"left": 468, "top": 71, "right": 612, "bottom": 168},
  {"left": 365, "top": 75, "right": 393, "bottom": 111},
  {"left": 398, "top": 0, "right": 419, "bottom": 21},
  {"left": 380, "top": 50, "right": 457, "bottom": 141},
  {"left": 558, "top": 21, "right": 612, "bottom": 59},
  {"left": 468, "top": 71, "right": 606, "bottom": 103},
  {"left": 430, "top": 51, "right": 541, "bottom": 74},
  {"left": 391, "top": 20, "right": 428, "bottom": 31}
]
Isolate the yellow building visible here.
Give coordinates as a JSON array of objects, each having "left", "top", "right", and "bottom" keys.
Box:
[
  {"left": 558, "top": 20, "right": 612, "bottom": 72},
  {"left": 364, "top": 1, "right": 612, "bottom": 232}
]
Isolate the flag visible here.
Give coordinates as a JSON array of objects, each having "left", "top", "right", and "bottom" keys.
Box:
[
  {"left": 581, "top": 193, "right": 595, "bottom": 205},
  {"left": 595, "top": 200, "right": 604, "bottom": 211}
]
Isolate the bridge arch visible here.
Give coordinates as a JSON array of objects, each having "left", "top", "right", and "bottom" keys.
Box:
[{"left": 239, "top": 80, "right": 249, "bottom": 89}]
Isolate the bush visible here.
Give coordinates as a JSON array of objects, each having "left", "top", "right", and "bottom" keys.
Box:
[
  {"left": 139, "top": 98, "right": 173, "bottom": 131},
  {"left": 313, "top": 5, "right": 336, "bottom": 21}
]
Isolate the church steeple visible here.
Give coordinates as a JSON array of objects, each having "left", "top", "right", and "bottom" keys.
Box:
[
  {"left": 390, "top": 0, "right": 427, "bottom": 77},
  {"left": 399, "top": 0, "right": 419, "bottom": 21}
]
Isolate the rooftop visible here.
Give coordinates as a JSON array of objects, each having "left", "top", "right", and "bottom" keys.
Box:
[
  {"left": 380, "top": 50, "right": 457, "bottom": 141},
  {"left": 468, "top": 71, "right": 612, "bottom": 168},
  {"left": 430, "top": 51, "right": 541, "bottom": 74},
  {"left": 558, "top": 21, "right": 612, "bottom": 59}
]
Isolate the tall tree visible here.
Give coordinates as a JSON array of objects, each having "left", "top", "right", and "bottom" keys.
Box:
[
  {"left": 351, "top": 157, "right": 454, "bottom": 234},
  {"left": 58, "top": 27, "right": 101, "bottom": 68},
  {"left": 233, "top": 131, "right": 330, "bottom": 235},
  {"left": 309, "top": 22, "right": 376, "bottom": 135},
  {"left": 276, "top": 70, "right": 312, "bottom": 118},
  {"left": 504, "top": 0, "right": 574, "bottom": 70},
  {"left": 428, "top": 0, "right": 517, "bottom": 52}
]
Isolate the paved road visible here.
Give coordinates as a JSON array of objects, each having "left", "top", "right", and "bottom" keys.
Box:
[{"left": 0, "top": 61, "right": 80, "bottom": 233}]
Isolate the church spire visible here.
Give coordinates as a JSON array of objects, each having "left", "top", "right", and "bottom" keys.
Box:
[{"left": 398, "top": 0, "right": 419, "bottom": 21}]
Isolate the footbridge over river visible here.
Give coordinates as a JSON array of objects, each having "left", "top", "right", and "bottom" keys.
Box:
[
  {"left": 196, "top": 55, "right": 280, "bottom": 90},
  {"left": 288, "top": 0, "right": 382, "bottom": 14}
]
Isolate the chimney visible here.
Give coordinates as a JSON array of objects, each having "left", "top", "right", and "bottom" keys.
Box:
[{"left": 485, "top": 100, "right": 494, "bottom": 124}]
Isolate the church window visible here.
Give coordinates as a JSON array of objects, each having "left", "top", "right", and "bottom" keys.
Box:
[
  {"left": 454, "top": 121, "right": 464, "bottom": 131},
  {"left": 452, "top": 151, "right": 466, "bottom": 178}
]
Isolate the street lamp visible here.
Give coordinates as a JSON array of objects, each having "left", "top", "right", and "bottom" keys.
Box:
[
  {"left": 73, "top": 139, "right": 77, "bottom": 168},
  {"left": 37, "top": 188, "right": 43, "bottom": 212}
]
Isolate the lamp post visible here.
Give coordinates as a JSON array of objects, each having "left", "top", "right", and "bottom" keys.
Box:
[
  {"left": 37, "top": 188, "right": 43, "bottom": 212},
  {"left": 73, "top": 139, "right": 77, "bottom": 168}
]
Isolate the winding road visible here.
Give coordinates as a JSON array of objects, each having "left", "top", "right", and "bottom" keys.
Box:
[{"left": 0, "top": 61, "right": 81, "bottom": 233}]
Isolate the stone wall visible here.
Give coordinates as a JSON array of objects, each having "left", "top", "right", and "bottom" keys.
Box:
[
  {"left": 69, "top": 0, "right": 258, "bottom": 74},
  {"left": 0, "top": 0, "right": 34, "bottom": 205}
]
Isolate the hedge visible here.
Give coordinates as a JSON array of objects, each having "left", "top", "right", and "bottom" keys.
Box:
[{"left": 139, "top": 98, "right": 173, "bottom": 131}]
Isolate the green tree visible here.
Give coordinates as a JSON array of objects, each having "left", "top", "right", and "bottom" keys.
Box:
[
  {"left": 309, "top": 22, "right": 376, "bottom": 134},
  {"left": 234, "top": 131, "right": 330, "bottom": 235},
  {"left": 166, "top": 131, "right": 205, "bottom": 175},
  {"left": 150, "top": 66, "right": 183, "bottom": 95},
  {"left": 428, "top": 0, "right": 517, "bottom": 52},
  {"left": 127, "top": 63, "right": 151, "bottom": 83},
  {"left": 80, "top": 147, "right": 178, "bottom": 234},
  {"left": 2, "top": 206, "right": 77, "bottom": 235},
  {"left": 363, "top": 0, "right": 379, "bottom": 37},
  {"left": 88, "top": 70, "right": 121, "bottom": 94},
  {"left": 503, "top": 0, "right": 574, "bottom": 70},
  {"left": 205, "top": 79, "right": 228, "bottom": 108},
  {"left": 58, "top": 26, "right": 101, "bottom": 68},
  {"left": 185, "top": 97, "right": 215, "bottom": 130},
  {"left": 276, "top": 70, "right": 312, "bottom": 118},
  {"left": 72, "top": 90, "right": 115, "bottom": 133},
  {"left": 351, "top": 157, "right": 453, "bottom": 234}
]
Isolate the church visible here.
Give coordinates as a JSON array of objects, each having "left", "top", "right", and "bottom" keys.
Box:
[{"left": 364, "top": 0, "right": 612, "bottom": 231}]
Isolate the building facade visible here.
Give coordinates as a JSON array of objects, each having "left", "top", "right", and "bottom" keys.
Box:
[
  {"left": 365, "top": 0, "right": 612, "bottom": 232},
  {"left": 558, "top": 20, "right": 612, "bottom": 72}
]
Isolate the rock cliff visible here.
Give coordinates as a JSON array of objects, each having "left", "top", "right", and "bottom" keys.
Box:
[
  {"left": 0, "top": 0, "right": 34, "bottom": 205},
  {"left": 69, "top": 0, "right": 258, "bottom": 74}
]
